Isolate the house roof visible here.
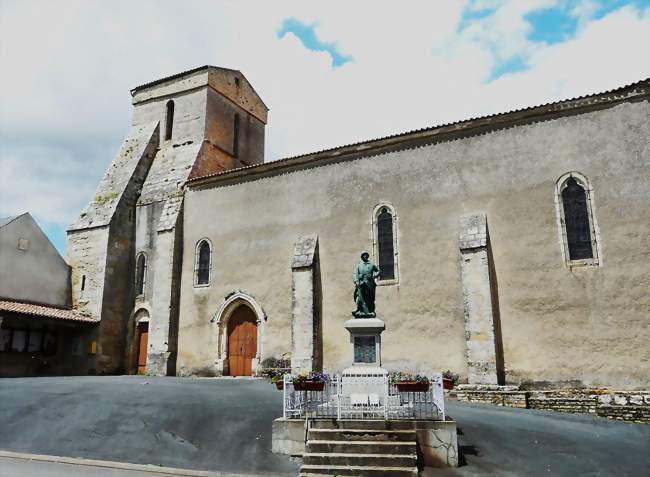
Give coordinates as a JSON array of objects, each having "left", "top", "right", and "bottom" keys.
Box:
[
  {"left": 0, "top": 214, "right": 22, "bottom": 228},
  {"left": 0, "top": 300, "right": 98, "bottom": 323},
  {"left": 187, "top": 77, "right": 650, "bottom": 188}
]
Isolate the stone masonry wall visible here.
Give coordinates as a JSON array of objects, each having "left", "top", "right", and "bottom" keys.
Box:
[{"left": 455, "top": 386, "right": 650, "bottom": 424}]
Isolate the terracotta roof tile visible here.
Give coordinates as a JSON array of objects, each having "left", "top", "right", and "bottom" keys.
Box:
[{"left": 0, "top": 300, "right": 98, "bottom": 323}]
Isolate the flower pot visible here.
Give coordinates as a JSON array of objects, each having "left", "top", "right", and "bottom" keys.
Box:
[
  {"left": 443, "top": 378, "right": 454, "bottom": 390},
  {"left": 395, "top": 381, "right": 430, "bottom": 392},
  {"left": 293, "top": 380, "right": 325, "bottom": 391},
  {"left": 275, "top": 381, "right": 284, "bottom": 390}
]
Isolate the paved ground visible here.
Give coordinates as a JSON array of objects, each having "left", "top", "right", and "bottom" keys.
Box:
[
  {"left": 0, "top": 456, "right": 196, "bottom": 477},
  {"left": 443, "top": 400, "right": 650, "bottom": 476},
  {"left": 1, "top": 376, "right": 649, "bottom": 476},
  {"left": 0, "top": 376, "right": 298, "bottom": 475}
]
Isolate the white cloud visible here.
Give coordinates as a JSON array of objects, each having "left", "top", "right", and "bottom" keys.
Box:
[{"left": 0, "top": 0, "right": 648, "bottom": 241}]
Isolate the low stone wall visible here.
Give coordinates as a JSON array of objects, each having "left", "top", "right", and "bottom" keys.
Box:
[{"left": 454, "top": 386, "right": 650, "bottom": 424}]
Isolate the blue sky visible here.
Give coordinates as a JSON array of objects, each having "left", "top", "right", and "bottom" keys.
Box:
[
  {"left": 1, "top": 0, "right": 648, "bottom": 257},
  {"left": 278, "top": 18, "right": 352, "bottom": 67}
]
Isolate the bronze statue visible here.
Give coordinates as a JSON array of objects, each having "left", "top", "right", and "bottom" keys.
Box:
[{"left": 353, "top": 251, "right": 380, "bottom": 318}]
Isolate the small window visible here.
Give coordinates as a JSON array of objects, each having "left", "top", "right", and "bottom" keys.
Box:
[
  {"left": 555, "top": 172, "right": 600, "bottom": 267},
  {"left": 165, "top": 100, "right": 174, "bottom": 141},
  {"left": 234, "top": 77, "right": 240, "bottom": 87},
  {"left": 0, "top": 328, "right": 12, "bottom": 351},
  {"left": 43, "top": 332, "right": 57, "bottom": 355},
  {"left": 372, "top": 203, "right": 399, "bottom": 283},
  {"left": 195, "top": 239, "right": 212, "bottom": 286},
  {"left": 233, "top": 114, "right": 240, "bottom": 158},
  {"left": 11, "top": 330, "right": 26, "bottom": 352},
  {"left": 135, "top": 253, "right": 147, "bottom": 296},
  {"left": 27, "top": 331, "right": 42, "bottom": 352},
  {"left": 81, "top": 275, "right": 86, "bottom": 291}
]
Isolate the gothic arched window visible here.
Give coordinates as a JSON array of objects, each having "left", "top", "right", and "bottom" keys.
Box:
[
  {"left": 165, "top": 100, "right": 174, "bottom": 141},
  {"left": 195, "top": 239, "right": 212, "bottom": 286},
  {"left": 135, "top": 253, "right": 147, "bottom": 296},
  {"left": 555, "top": 172, "right": 599, "bottom": 267},
  {"left": 372, "top": 203, "right": 399, "bottom": 283}
]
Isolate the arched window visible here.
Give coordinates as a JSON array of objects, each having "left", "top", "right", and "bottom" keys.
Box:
[
  {"left": 165, "top": 100, "right": 174, "bottom": 141},
  {"left": 135, "top": 253, "right": 147, "bottom": 296},
  {"left": 555, "top": 172, "right": 600, "bottom": 267},
  {"left": 372, "top": 203, "right": 399, "bottom": 283},
  {"left": 195, "top": 239, "right": 212, "bottom": 286}
]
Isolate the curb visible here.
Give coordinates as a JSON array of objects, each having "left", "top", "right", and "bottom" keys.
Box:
[{"left": 0, "top": 450, "right": 293, "bottom": 477}]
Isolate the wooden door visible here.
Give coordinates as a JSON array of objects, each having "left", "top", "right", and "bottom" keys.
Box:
[
  {"left": 228, "top": 307, "right": 257, "bottom": 376},
  {"left": 137, "top": 323, "right": 149, "bottom": 375}
]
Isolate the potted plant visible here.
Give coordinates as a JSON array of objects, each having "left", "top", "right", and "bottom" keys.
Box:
[
  {"left": 389, "top": 371, "right": 430, "bottom": 392},
  {"left": 442, "top": 370, "right": 459, "bottom": 390},
  {"left": 266, "top": 370, "right": 285, "bottom": 390},
  {"left": 261, "top": 356, "right": 291, "bottom": 390},
  {"left": 292, "top": 371, "right": 330, "bottom": 391}
]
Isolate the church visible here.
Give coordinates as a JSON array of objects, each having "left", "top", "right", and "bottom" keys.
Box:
[{"left": 65, "top": 66, "right": 649, "bottom": 389}]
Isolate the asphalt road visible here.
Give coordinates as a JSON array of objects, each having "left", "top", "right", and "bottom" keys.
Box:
[
  {"left": 0, "top": 376, "right": 648, "bottom": 476},
  {"left": 0, "top": 376, "right": 298, "bottom": 475}
]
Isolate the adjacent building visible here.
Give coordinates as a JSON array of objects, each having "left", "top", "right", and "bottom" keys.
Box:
[{"left": 0, "top": 213, "right": 97, "bottom": 377}]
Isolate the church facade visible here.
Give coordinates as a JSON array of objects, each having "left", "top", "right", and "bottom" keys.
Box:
[{"left": 67, "top": 66, "right": 650, "bottom": 389}]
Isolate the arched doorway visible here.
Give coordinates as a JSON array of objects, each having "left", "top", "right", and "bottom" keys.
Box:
[
  {"left": 132, "top": 308, "right": 150, "bottom": 375},
  {"left": 227, "top": 305, "right": 257, "bottom": 376},
  {"left": 136, "top": 321, "right": 149, "bottom": 375}
]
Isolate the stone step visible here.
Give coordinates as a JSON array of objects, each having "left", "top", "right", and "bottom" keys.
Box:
[
  {"left": 310, "top": 419, "right": 415, "bottom": 431},
  {"left": 299, "top": 464, "right": 418, "bottom": 476},
  {"left": 308, "top": 428, "right": 416, "bottom": 442},
  {"left": 306, "top": 440, "right": 417, "bottom": 455},
  {"left": 302, "top": 452, "right": 417, "bottom": 467}
]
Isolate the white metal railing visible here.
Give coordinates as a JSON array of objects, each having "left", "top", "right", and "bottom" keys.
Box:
[{"left": 282, "top": 372, "right": 445, "bottom": 420}]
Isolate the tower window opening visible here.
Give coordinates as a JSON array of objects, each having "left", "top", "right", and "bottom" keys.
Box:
[
  {"left": 233, "top": 113, "right": 240, "bottom": 158},
  {"left": 165, "top": 100, "right": 174, "bottom": 141}
]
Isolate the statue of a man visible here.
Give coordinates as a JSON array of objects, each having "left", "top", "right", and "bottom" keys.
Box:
[{"left": 353, "top": 251, "right": 380, "bottom": 318}]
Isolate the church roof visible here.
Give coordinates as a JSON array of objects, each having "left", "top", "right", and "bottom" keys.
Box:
[{"left": 187, "top": 77, "right": 650, "bottom": 188}]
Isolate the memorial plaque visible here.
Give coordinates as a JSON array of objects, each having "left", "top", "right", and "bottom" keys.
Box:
[{"left": 354, "top": 336, "right": 376, "bottom": 363}]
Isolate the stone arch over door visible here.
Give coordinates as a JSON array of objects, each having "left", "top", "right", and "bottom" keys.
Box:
[{"left": 212, "top": 292, "right": 265, "bottom": 376}]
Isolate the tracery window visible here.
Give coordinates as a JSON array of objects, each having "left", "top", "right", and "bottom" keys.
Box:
[
  {"left": 555, "top": 172, "right": 600, "bottom": 267},
  {"left": 135, "top": 253, "right": 147, "bottom": 296},
  {"left": 195, "top": 239, "right": 212, "bottom": 286},
  {"left": 165, "top": 100, "right": 174, "bottom": 141},
  {"left": 372, "top": 203, "right": 399, "bottom": 284}
]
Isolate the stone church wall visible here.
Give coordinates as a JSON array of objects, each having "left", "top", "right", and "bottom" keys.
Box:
[{"left": 178, "top": 97, "right": 649, "bottom": 389}]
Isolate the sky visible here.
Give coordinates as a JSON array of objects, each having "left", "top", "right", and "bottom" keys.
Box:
[{"left": 0, "top": 0, "right": 649, "bottom": 255}]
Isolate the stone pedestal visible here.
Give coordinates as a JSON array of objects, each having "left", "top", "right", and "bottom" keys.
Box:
[
  {"left": 342, "top": 318, "right": 388, "bottom": 399},
  {"left": 343, "top": 318, "right": 385, "bottom": 367}
]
